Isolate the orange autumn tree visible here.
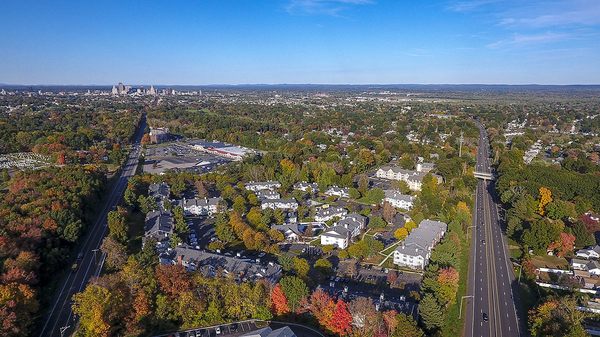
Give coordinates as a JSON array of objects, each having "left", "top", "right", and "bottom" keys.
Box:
[
  {"left": 309, "top": 289, "right": 336, "bottom": 329},
  {"left": 270, "top": 284, "right": 289, "bottom": 315},
  {"left": 329, "top": 299, "right": 353, "bottom": 336},
  {"left": 437, "top": 267, "right": 460, "bottom": 307}
]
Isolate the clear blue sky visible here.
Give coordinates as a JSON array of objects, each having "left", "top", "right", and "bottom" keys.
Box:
[{"left": 1, "top": 0, "right": 599, "bottom": 85}]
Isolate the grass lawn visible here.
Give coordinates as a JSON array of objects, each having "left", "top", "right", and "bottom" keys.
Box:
[
  {"left": 380, "top": 242, "right": 400, "bottom": 256},
  {"left": 530, "top": 255, "right": 568, "bottom": 269},
  {"left": 441, "top": 235, "right": 470, "bottom": 337}
]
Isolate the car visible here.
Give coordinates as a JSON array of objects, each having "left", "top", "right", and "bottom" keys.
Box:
[
  {"left": 215, "top": 327, "right": 221, "bottom": 335},
  {"left": 482, "top": 313, "right": 489, "bottom": 322},
  {"left": 482, "top": 240, "right": 486, "bottom": 245}
]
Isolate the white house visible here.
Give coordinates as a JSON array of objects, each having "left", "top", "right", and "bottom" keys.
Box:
[
  {"left": 182, "top": 197, "right": 221, "bottom": 216},
  {"left": 261, "top": 198, "right": 298, "bottom": 211},
  {"left": 314, "top": 206, "right": 348, "bottom": 222},
  {"left": 383, "top": 190, "right": 415, "bottom": 210},
  {"left": 256, "top": 189, "right": 281, "bottom": 200},
  {"left": 324, "top": 186, "right": 350, "bottom": 198},
  {"left": 320, "top": 226, "right": 351, "bottom": 249},
  {"left": 294, "top": 182, "right": 319, "bottom": 193},
  {"left": 588, "top": 261, "right": 600, "bottom": 276},
  {"left": 393, "top": 219, "right": 447, "bottom": 269},
  {"left": 572, "top": 258, "right": 588, "bottom": 271},
  {"left": 245, "top": 181, "right": 281, "bottom": 192},
  {"left": 375, "top": 166, "right": 442, "bottom": 191},
  {"left": 416, "top": 162, "right": 435, "bottom": 173},
  {"left": 576, "top": 245, "right": 600, "bottom": 259}
]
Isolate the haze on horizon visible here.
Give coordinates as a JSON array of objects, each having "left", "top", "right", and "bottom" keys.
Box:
[{"left": 1, "top": 0, "right": 599, "bottom": 85}]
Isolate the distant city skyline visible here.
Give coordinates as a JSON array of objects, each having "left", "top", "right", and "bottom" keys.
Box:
[{"left": 1, "top": 0, "right": 599, "bottom": 85}]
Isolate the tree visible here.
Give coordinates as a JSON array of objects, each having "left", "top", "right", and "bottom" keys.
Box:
[
  {"left": 394, "top": 227, "right": 409, "bottom": 240},
  {"left": 330, "top": 300, "right": 353, "bottom": 336},
  {"left": 537, "top": 187, "right": 552, "bottom": 216},
  {"left": 100, "top": 237, "right": 128, "bottom": 271},
  {"left": 436, "top": 267, "right": 459, "bottom": 307},
  {"left": 419, "top": 294, "right": 444, "bottom": 332},
  {"left": 348, "top": 297, "right": 377, "bottom": 336},
  {"left": 368, "top": 216, "right": 386, "bottom": 229},
  {"left": 107, "top": 209, "right": 128, "bottom": 244},
  {"left": 522, "top": 218, "right": 562, "bottom": 255},
  {"left": 293, "top": 257, "right": 310, "bottom": 279},
  {"left": 391, "top": 313, "right": 424, "bottom": 337},
  {"left": 383, "top": 201, "right": 397, "bottom": 223},
  {"left": 547, "top": 232, "right": 576, "bottom": 257},
  {"left": 137, "top": 194, "right": 155, "bottom": 214},
  {"left": 279, "top": 276, "right": 308, "bottom": 313},
  {"left": 233, "top": 195, "right": 247, "bottom": 214},
  {"left": 314, "top": 258, "right": 333, "bottom": 276},
  {"left": 271, "top": 284, "right": 290, "bottom": 316},
  {"left": 194, "top": 180, "right": 208, "bottom": 198},
  {"left": 309, "top": 289, "right": 335, "bottom": 329},
  {"left": 572, "top": 221, "right": 595, "bottom": 247},
  {"left": 357, "top": 174, "right": 369, "bottom": 194}
]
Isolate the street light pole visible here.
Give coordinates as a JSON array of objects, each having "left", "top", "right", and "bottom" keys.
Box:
[
  {"left": 459, "top": 295, "right": 474, "bottom": 319},
  {"left": 60, "top": 326, "right": 70, "bottom": 337}
]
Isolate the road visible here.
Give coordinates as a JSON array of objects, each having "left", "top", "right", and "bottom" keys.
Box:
[
  {"left": 37, "top": 114, "right": 146, "bottom": 337},
  {"left": 464, "top": 121, "right": 521, "bottom": 337}
]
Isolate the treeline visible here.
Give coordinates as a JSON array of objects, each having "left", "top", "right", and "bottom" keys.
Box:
[
  {"left": 0, "top": 105, "right": 140, "bottom": 165},
  {"left": 0, "top": 167, "right": 106, "bottom": 336}
]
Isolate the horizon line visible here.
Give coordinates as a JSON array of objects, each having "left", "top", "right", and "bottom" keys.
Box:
[{"left": 1, "top": 82, "right": 600, "bottom": 87}]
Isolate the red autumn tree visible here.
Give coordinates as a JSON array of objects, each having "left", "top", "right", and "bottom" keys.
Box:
[
  {"left": 329, "top": 299, "right": 353, "bottom": 336},
  {"left": 270, "top": 284, "right": 290, "bottom": 316},
  {"left": 548, "top": 232, "right": 576, "bottom": 257},
  {"left": 155, "top": 264, "right": 192, "bottom": 299}
]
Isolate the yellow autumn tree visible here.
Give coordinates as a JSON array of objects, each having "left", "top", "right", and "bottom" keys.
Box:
[
  {"left": 538, "top": 187, "right": 552, "bottom": 215},
  {"left": 394, "top": 227, "right": 409, "bottom": 240}
]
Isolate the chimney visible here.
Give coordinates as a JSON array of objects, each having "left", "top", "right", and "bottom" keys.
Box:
[{"left": 177, "top": 255, "right": 183, "bottom": 265}]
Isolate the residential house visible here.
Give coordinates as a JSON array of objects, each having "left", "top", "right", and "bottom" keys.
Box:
[
  {"left": 159, "top": 245, "right": 282, "bottom": 283},
  {"left": 245, "top": 181, "right": 281, "bottom": 192},
  {"left": 336, "top": 213, "right": 367, "bottom": 238},
  {"left": 144, "top": 210, "right": 173, "bottom": 243},
  {"left": 576, "top": 245, "right": 600, "bottom": 259},
  {"left": 393, "top": 219, "right": 447, "bottom": 269},
  {"left": 416, "top": 162, "right": 435, "bottom": 173},
  {"left": 320, "top": 226, "right": 351, "bottom": 249},
  {"left": 572, "top": 258, "right": 589, "bottom": 271},
  {"left": 148, "top": 182, "right": 170, "bottom": 208},
  {"left": 261, "top": 198, "right": 299, "bottom": 211},
  {"left": 324, "top": 186, "right": 350, "bottom": 198},
  {"left": 241, "top": 326, "right": 296, "bottom": 337},
  {"left": 314, "top": 206, "right": 348, "bottom": 222},
  {"left": 383, "top": 190, "right": 415, "bottom": 210},
  {"left": 256, "top": 189, "right": 281, "bottom": 200},
  {"left": 589, "top": 261, "right": 600, "bottom": 276},
  {"left": 320, "top": 213, "right": 367, "bottom": 249},
  {"left": 294, "top": 182, "right": 319, "bottom": 193},
  {"left": 271, "top": 223, "right": 302, "bottom": 242},
  {"left": 182, "top": 197, "right": 222, "bottom": 216},
  {"left": 375, "top": 166, "right": 442, "bottom": 191}
]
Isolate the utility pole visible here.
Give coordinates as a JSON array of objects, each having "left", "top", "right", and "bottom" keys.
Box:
[{"left": 459, "top": 131, "right": 464, "bottom": 157}]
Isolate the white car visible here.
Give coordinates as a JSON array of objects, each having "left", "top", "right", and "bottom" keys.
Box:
[{"left": 215, "top": 327, "right": 221, "bottom": 335}]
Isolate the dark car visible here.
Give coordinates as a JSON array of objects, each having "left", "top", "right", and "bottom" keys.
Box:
[{"left": 482, "top": 313, "right": 489, "bottom": 322}]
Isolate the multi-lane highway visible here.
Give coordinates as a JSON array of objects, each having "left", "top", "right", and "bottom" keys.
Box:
[
  {"left": 464, "top": 121, "right": 521, "bottom": 337},
  {"left": 38, "top": 114, "right": 146, "bottom": 337}
]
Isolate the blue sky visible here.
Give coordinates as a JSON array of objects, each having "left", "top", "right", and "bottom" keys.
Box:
[{"left": 0, "top": 0, "right": 599, "bottom": 84}]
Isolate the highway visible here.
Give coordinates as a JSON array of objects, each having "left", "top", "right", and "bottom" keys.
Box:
[
  {"left": 37, "top": 114, "right": 146, "bottom": 337},
  {"left": 464, "top": 121, "right": 521, "bottom": 337}
]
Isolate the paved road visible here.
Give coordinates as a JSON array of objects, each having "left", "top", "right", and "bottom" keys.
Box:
[
  {"left": 464, "top": 121, "right": 521, "bottom": 337},
  {"left": 37, "top": 114, "right": 146, "bottom": 337}
]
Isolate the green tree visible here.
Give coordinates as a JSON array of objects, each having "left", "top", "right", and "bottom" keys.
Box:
[
  {"left": 419, "top": 294, "right": 444, "bottom": 332},
  {"left": 107, "top": 209, "right": 128, "bottom": 244},
  {"left": 279, "top": 276, "right": 309, "bottom": 313},
  {"left": 392, "top": 313, "right": 424, "bottom": 337}
]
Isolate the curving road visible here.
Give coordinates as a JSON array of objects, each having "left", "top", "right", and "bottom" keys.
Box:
[
  {"left": 464, "top": 121, "right": 521, "bottom": 337},
  {"left": 37, "top": 114, "right": 146, "bottom": 337}
]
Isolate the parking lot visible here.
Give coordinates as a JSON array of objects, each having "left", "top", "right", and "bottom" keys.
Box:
[
  {"left": 186, "top": 216, "right": 217, "bottom": 248},
  {"left": 158, "top": 320, "right": 262, "bottom": 337}
]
